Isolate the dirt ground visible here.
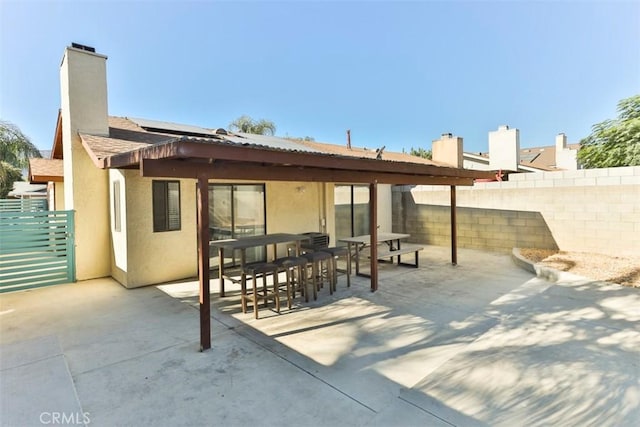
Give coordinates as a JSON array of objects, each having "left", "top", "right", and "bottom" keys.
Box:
[{"left": 519, "top": 248, "right": 640, "bottom": 288}]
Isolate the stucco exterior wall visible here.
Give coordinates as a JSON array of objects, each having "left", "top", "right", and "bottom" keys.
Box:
[
  {"left": 109, "top": 170, "right": 128, "bottom": 285},
  {"left": 116, "top": 174, "right": 198, "bottom": 288},
  {"left": 60, "top": 47, "right": 111, "bottom": 280},
  {"left": 392, "top": 167, "right": 640, "bottom": 257},
  {"left": 110, "top": 178, "right": 339, "bottom": 288},
  {"left": 54, "top": 182, "right": 65, "bottom": 211},
  {"left": 47, "top": 182, "right": 65, "bottom": 210},
  {"left": 265, "top": 181, "right": 324, "bottom": 257}
]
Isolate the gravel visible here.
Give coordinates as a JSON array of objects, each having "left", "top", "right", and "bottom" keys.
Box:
[{"left": 519, "top": 248, "right": 640, "bottom": 288}]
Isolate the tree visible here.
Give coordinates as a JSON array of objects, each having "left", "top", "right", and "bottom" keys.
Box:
[
  {"left": 0, "top": 120, "right": 42, "bottom": 198},
  {"left": 577, "top": 94, "right": 640, "bottom": 168},
  {"left": 0, "top": 120, "right": 42, "bottom": 169},
  {"left": 0, "top": 162, "right": 22, "bottom": 198},
  {"left": 228, "top": 115, "right": 276, "bottom": 136},
  {"left": 409, "top": 147, "right": 432, "bottom": 160}
]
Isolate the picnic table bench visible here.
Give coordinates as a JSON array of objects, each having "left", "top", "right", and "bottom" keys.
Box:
[
  {"left": 374, "top": 243, "right": 423, "bottom": 267},
  {"left": 339, "top": 233, "right": 423, "bottom": 277}
]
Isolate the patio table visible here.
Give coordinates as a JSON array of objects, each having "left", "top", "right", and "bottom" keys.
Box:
[
  {"left": 338, "top": 232, "right": 410, "bottom": 277},
  {"left": 210, "top": 233, "right": 310, "bottom": 297}
]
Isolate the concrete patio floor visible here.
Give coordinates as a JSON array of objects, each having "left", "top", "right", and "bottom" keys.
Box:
[{"left": 1, "top": 246, "right": 638, "bottom": 426}]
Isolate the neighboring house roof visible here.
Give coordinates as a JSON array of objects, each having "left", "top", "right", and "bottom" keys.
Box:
[
  {"left": 72, "top": 116, "right": 492, "bottom": 186},
  {"left": 468, "top": 143, "right": 580, "bottom": 172},
  {"left": 29, "top": 158, "right": 64, "bottom": 182},
  {"left": 296, "top": 139, "right": 436, "bottom": 165},
  {"left": 8, "top": 181, "right": 47, "bottom": 198}
]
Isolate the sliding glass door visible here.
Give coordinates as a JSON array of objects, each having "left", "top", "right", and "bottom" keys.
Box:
[
  {"left": 209, "top": 184, "right": 266, "bottom": 267},
  {"left": 334, "top": 184, "right": 370, "bottom": 242}
]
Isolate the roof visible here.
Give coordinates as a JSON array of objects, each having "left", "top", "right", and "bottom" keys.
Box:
[
  {"left": 8, "top": 181, "right": 47, "bottom": 198},
  {"left": 519, "top": 144, "right": 580, "bottom": 170},
  {"left": 29, "top": 158, "right": 64, "bottom": 182},
  {"left": 82, "top": 117, "right": 432, "bottom": 163},
  {"left": 70, "top": 116, "right": 495, "bottom": 186},
  {"left": 468, "top": 143, "right": 580, "bottom": 172}
]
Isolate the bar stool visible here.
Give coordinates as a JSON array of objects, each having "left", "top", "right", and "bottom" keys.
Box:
[
  {"left": 240, "top": 262, "right": 282, "bottom": 319},
  {"left": 301, "top": 251, "right": 334, "bottom": 295},
  {"left": 319, "top": 246, "right": 351, "bottom": 288},
  {"left": 275, "top": 256, "right": 312, "bottom": 302}
]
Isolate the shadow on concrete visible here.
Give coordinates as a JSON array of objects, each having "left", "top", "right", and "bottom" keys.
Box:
[
  {"left": 161, "top": 246, "right": 639, "bottom": 425},
  {"left": 4, "top": 247, "right": 637, "bottom": 426}
]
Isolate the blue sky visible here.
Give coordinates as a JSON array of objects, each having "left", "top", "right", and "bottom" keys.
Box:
[{"left": 1, "top": 1, "right": 639, "bottom": 155}]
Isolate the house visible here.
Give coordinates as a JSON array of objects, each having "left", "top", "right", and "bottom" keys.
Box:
[
  {"left": 432, "top": 127, "right": 580, "bottom": 174},
  {"left": 27, "top": 158, "right": 64, "bottom": 207},
  {"left": 7, "top": 182, "right": 47, "bottom": 199},
  {"left": 29, "top": 44, "right": 493, "bottom": 349}
]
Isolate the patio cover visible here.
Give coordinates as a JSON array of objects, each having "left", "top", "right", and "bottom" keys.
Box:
[{"left": 78, "top": 123, "right": 495, "bottom": 350}]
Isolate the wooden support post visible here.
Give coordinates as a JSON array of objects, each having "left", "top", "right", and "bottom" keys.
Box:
[
  {"left": 369, "top": 181, "right": 378, "bottom": 292},
  {"left": 197, "top": 175, "right": 211, "bottom": 351},
  {"left": 450, "top": 185, "right": 457, "bottom": 266}
]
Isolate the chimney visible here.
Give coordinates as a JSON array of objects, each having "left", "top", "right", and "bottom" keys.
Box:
[
  {"left": 346, "top": 129, "right": 351, "bottom": 149},
  {"left": 488, "top": 125, "right": 520, "bottom": 171},
  {"left": 555, "top": 133, "right": 567, "bottom": 151},
  {"left": 59, "top": 44, "right": 111, "bottom": 280},
  {"left": 60, "top": 43, "right": 109, "bottom": 211},
  {"left": 60, "top": 44, "right": 109, "bottom": 139},
  {"left": 432, "top": 133, "right": 463, "bottom": 167},
  {"left": 555, "top": 132, "right": 578, "bottom": 170}
]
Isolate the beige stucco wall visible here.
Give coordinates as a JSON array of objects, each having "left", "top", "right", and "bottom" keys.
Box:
[
  {"left": 47, "top": 182, "right": 65, "bottom": 211},
  {"left": 109, "top": 170, "right": 128, "bottom": 285},
  {"left": 266, "top": 181, "right": 333, "bottom": 256},
  {"left": 60, "top": 46, "right": 111, "bottom": 280},
  {"left": 111, "top": 178, "right": 337, "bottom": 288},
  {"left": 489, "top": 125, "right": 520, "bottom": 171},
  {"left": 111, "top": 172, "right": 198, "bottom": 288},
  {"left": 54, "top": 182, "right": 65, "bottom": 211},
  {"left": 432, "top": 135, "right": 463, "bottom": 168},
  {"left": 393, "top": 167, "right": 640, "bottom": 257}
]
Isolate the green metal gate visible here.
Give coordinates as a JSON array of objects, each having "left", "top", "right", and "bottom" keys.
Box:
[
  {"left": 0, "top": 198, "right": 48, "bottom": 212},
  {"left": 0, "top": 209, "right": 76, "bottom": 293}
]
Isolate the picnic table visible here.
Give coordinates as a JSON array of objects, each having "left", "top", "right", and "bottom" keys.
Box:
[{"left": 338, "top": 233, "right": 423, "bottom": 277}]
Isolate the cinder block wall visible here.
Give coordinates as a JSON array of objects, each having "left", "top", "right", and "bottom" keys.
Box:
[{"left": 392, "top": 166, "right": 640, "bottom": 256}]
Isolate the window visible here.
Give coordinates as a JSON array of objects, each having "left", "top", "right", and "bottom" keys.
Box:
[
  {"left": 113, "top": 181, "right": 121, "bottom": 232},
  {"left": 153, "top": 181, "right": 181, "bottom": 232}
]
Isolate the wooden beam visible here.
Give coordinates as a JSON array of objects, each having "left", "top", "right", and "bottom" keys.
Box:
[
  {"left": 110, "top": 138, "right": 496, "bottom": 181},
  {"left": 196, "top": 175, "right": 211, "bottom": 351},
  {"left": 450, "top": 185, "right": 457, "bottom": 265},
  {"left": 369, "top": 181, "right": 378, "bottom": 292},
  {"left": 30, "top": 175, "right": 64, "bottom": 183},
  {"left": 175, "top": 140, "right": 482, "bottom": 177},
  {"left": 106, "top": 141, "right": 182, "bottom": 169},
  {"left": 140, "top": 158, "right": 477, "bottom": 186}
]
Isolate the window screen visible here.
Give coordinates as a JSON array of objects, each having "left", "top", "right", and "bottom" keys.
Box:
[
  {"left": 113, "top": 180, "right": 121, "bottom": 232},
  {"left": 153, "top": 180, "right": 181, "bottom": 232}
]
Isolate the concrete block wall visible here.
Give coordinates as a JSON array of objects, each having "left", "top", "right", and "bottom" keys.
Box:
[{"left": 392, "top": 166, "right": 640, "bottom": 256}]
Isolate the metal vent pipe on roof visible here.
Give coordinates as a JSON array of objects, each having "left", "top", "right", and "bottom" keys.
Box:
[{"left": 347, "top": 129, "right": 351, "bottom": 149}]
